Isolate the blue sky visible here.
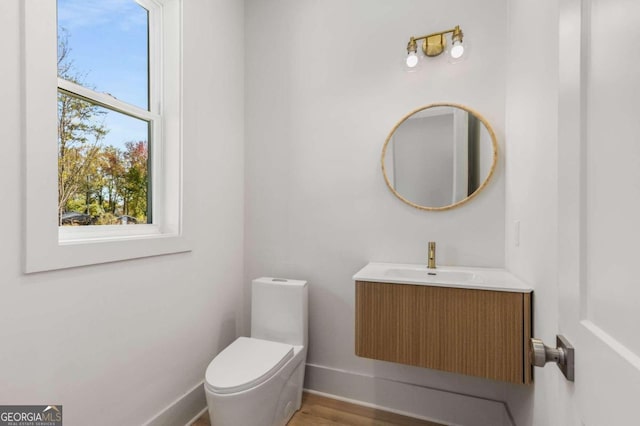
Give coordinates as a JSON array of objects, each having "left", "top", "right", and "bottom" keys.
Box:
[{"left": 58, "top": 0, "right": 149, "bottom": 150}]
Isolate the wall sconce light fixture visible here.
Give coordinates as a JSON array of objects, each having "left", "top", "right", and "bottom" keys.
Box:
[{"left": 405, "top": 25, "right": 465, "bottom": 70}]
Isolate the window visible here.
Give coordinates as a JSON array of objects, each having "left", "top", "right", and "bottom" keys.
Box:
[
  {"left": 57, "top": 0, "right": 154, "bottom": 227},
  {"left": 24, "top": 0, "right": 188, "bottom": 272}
]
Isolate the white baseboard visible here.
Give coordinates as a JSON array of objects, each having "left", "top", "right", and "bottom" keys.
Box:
[
  {"left": 140, "top": 365, "right": 513, "bottom": 426},
  {"left": 304, "top": 363, "right": 513, "bottom": 426},
  {"left": 143, "top": 381, "right": 207, "bottom": 426},
  {"left": 185, "top": 407, "right": 208, "bottom": 426}
]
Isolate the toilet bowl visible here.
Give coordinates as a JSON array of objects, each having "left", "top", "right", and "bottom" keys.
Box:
[{"left": 204, "top": 278, "right": 308, "bottom": 426}]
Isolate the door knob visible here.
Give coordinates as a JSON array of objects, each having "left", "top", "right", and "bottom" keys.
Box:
[{"left": 529, "top": 334, "right": 574, "bottom": 381}]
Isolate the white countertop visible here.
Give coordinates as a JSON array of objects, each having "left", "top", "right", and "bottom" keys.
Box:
[{"left": 353, "top": 262, "right": 533, "bottom": 293}]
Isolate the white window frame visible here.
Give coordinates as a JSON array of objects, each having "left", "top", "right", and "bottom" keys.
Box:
[{"left": 24, "top": 0, "right": 189, "bottom": 272}]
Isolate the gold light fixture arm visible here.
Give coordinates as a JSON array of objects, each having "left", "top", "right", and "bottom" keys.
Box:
[
  {"left": 411, "top": 27, "right": 460, "bottom": 43},
  {"left": 407, "top": 25, "right": 463, "bottom": 57},
  {"left": 407, "top": 37, "right": 418, "bottom": 53}
]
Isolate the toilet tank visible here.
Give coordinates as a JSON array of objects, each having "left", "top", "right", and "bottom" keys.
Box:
[{"left": 251, "top": 278, "right": 308, "bottom": 347}]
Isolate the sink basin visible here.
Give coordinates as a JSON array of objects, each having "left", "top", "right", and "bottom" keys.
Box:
[
  {"left": 353, "top": 262, "right": 532, "bottom": 293},
  {"left": 384, "top": 267, "right": 484, "bottom": 284}
]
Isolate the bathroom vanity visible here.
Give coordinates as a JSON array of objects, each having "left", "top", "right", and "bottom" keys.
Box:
[{"left": 353, "top": 263, "right": 533, "bottom": 385}]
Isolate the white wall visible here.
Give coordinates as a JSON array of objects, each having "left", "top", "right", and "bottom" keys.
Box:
[
  {"left": 245, "top": 0, "right": 521, "bottom": 423},
  {"left": 0, "top": 1, "right": 244, "bottom": 425},
  {"left": 504, "top": 0, "right": 563, "bottom": 425}
]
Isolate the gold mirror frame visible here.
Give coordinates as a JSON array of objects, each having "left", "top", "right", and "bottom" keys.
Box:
[{"left": 381, "top": 103, "right": 498, "bottom": 211}]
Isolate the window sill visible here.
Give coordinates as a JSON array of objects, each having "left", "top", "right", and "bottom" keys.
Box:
[
  {"left": 26, "top": 228, "right": 191, "bottom": 273},
  {"left": 59, "top": 224, "right": 163, "bottom": 244}
]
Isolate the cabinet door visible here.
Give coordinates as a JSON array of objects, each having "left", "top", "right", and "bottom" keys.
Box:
[{"left": 355, "top": 281, "right": 532, "bottom": 384}]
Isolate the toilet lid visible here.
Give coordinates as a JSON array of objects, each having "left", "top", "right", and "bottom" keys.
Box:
[{"left": 205, "top": 337, "right": 293, "bottom": 394}]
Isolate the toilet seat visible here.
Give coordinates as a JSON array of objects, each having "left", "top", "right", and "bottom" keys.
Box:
[{"left": 205, "top": 337, "right": 294, "bottom": 394}]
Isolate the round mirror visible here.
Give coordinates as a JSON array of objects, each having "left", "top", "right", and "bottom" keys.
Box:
[{"left": 381, "top": 103, "right": 498, "bottom": 211}]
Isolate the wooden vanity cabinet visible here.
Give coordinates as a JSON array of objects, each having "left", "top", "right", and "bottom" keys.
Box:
[{"left": 355, "top": 281, "right": 532, "bottom": 385}]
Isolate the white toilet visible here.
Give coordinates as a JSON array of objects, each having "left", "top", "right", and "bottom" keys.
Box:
[{"left": 204, "top": 277, "right": 308, "bottom": 426}]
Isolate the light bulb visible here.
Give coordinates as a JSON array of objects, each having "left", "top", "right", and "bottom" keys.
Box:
[
  {"left": 406, "top": 51, "right": 419, "bottom": 68},
  {"left": 450, "top": 40, "right": 464, "bottom": 59}
]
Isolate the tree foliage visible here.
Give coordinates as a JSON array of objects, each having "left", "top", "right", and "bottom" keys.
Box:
[{"left": 57, "top": 29, "right": 149, "bottom": 225}]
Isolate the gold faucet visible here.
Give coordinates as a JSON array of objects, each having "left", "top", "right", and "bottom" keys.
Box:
[{"left": 427, "top": 241, "right": 436, "bottom": 269}]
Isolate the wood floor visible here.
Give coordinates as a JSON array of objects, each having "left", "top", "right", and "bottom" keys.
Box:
[{"left": 193, "top": 392, "right": 443, "bottom": 426}]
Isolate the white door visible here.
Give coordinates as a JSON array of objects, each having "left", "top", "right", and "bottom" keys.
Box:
[{"left": 558, "top": 0, "right": 640, "bottom": 423}]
